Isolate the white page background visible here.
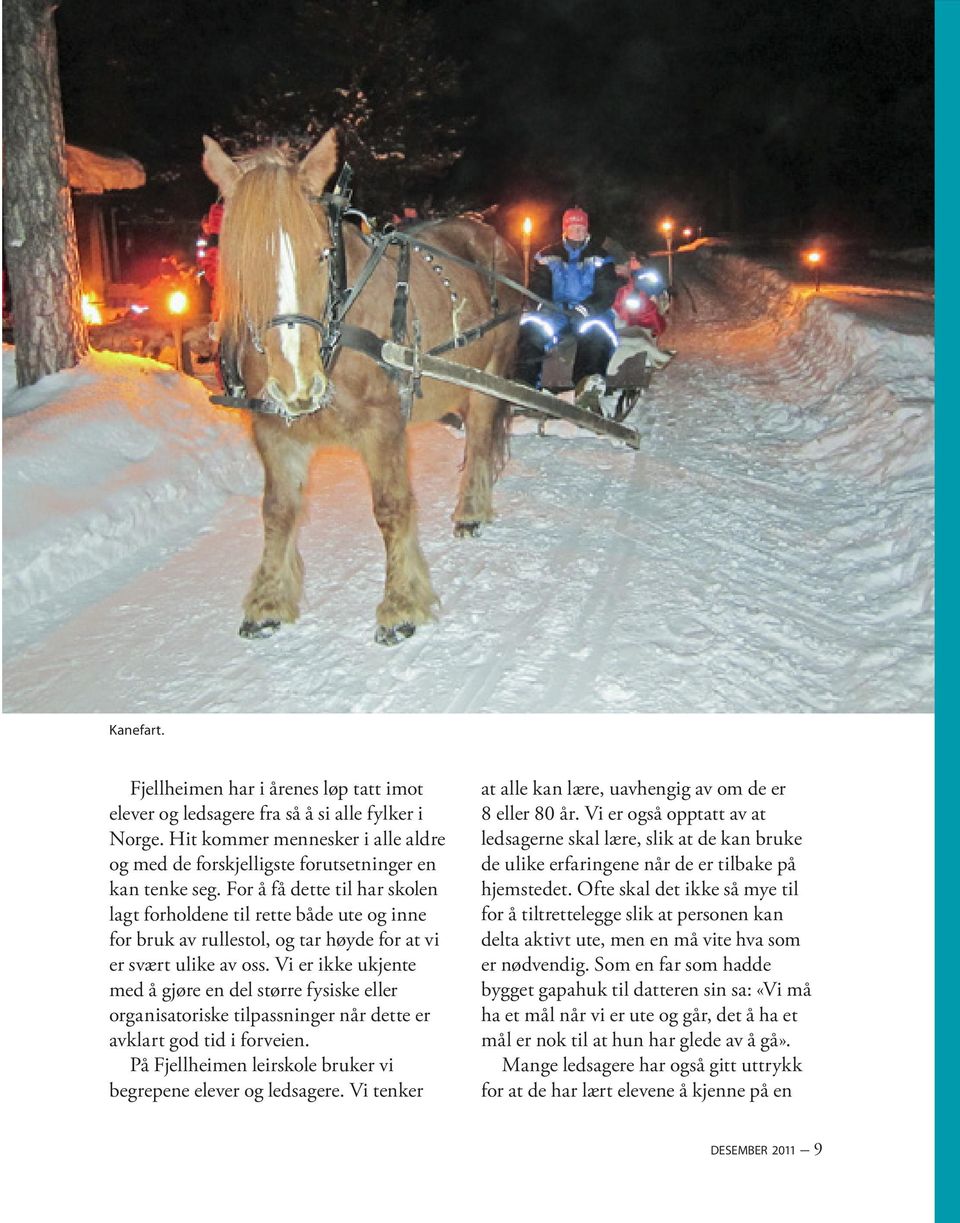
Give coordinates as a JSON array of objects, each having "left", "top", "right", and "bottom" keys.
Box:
[{"left": 3, "top": 713, "right": 932, "bottom": 1223}]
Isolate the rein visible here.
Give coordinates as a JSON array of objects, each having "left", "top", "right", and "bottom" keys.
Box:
[{"left": 401, "top": 233, "right": 554, "bottom": 313}]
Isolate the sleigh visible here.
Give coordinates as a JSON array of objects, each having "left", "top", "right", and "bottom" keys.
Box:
[{"left": 538, "top": 335, "right": 654, "bottom": 423}]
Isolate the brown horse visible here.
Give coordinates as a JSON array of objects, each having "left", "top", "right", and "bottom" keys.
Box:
[{"left": 202, "top": 130, "right": 522, "bottom": 644}]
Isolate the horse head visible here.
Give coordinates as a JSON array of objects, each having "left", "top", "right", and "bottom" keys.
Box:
[{"left": 202, "top": 131, "right": 339, "bottom": 416}]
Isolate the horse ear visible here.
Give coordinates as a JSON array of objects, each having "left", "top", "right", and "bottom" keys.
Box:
[
  {"left": 202, "top": 136, "right": 241, "bottom": 199},
  {"left": 299, "top": 129, "right": 339, "bottom": 196}
]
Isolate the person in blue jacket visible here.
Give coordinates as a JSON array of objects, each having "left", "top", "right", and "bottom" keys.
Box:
[{"left": 515, "top": 206, "right": 620, "bottom": 393}]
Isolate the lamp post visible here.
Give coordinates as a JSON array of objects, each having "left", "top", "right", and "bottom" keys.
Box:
[
  {"left": 167, "top": 289, "right": 188, "bottom": 372},
  {"left": 521, "top": 216, "right": 533, "bottom": 289},
  {"left": 661, "top": 218, "right": 675, "bottom": 288},
  {"left": 805, "top": 250, "right": 823, "bottom": 293}
]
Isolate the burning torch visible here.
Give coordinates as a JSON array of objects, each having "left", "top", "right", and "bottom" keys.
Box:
[
  {"left": 522, "top": 216, "right": 533, "bottom": 289},
  {"left": 661, "top": 218, "right": 675, "bottom": 289},
  {"left": 167, "top": 289, "right": 189, "bottom": 372}
]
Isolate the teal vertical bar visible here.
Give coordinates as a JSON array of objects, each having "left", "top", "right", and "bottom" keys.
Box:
[{"left": 936, "top": 3, "right": 953, "bottom": 1221}]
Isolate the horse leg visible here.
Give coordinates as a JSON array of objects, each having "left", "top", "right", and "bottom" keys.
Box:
[
  {"left": 240, "top": 421, "right": 313, "bottom": 639},
  {"left": 356, "top": 422, "right": 438, "bottom": 645},
  {"left": 453, "top": 391, "right": 509, "bottom": 537}
]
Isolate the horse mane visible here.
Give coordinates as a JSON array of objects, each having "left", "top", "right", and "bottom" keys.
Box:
[{"left": 218, "top": 147, "right": 327, "bottom": 340}]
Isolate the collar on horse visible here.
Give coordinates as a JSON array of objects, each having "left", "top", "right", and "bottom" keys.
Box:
[{"left": 212, "top": 163, "right": 542, "bottom": 421}]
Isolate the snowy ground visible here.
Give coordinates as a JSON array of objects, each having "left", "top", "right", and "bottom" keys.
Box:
[{"left": 2, "top": 248, "right": 933, "bottom": 713}]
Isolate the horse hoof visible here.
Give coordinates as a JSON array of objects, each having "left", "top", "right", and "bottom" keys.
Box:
[
  {"left": 374, "top": 622, "right": 416, "bottom": 646},
  {"left": 239, "top": 618, "right": 281, "bottom": 639},
  {"left": 454, "top": 521, "right": 481, "bottom": 538}
]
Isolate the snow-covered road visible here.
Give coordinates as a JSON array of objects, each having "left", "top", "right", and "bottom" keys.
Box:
[{"left": 2, "top": 250, "right": 933, "bottom": 713}]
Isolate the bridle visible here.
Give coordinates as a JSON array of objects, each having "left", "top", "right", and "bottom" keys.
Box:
[{"left": 231, "top": 163, "right": 352, "bottom": 376}]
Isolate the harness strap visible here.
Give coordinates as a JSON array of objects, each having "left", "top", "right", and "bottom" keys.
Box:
[
  {"left": 264, "top": 313, "right": 327, "bottom": 333},
  {"left": 390, "top": 242, "right": 411, "bottom": 342},
  {"left": 315, "top": 163, "right": 354, "bottom": 365},
  {"left": 390, "top": 242, "right": 416, "bottom": 420},
  {"left": 337, "top": 231, "right": 395, "bottom": 324},
  {"left": 395, "top": 233, "right": 555, "bottom": 311},
  {"left": 428, "top": 308, "right": 520, "bottom": 357},
  {"left": 210, "top": 392, "right": 287, "bottom": 416},
  {"left": 341, "top": 323, "right": 393, "bottom": 367}
]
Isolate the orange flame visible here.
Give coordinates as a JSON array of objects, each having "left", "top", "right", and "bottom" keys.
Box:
[{"left": 81, "top": 294, "right": 102, "bottom": 326}]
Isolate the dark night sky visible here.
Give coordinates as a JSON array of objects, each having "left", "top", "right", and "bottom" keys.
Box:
[
  {"left": 429, "top": 0, "right": 933, "bottom": 242},
  {"left": 54, "top": 0, "right": 933, "bottom": 248}
]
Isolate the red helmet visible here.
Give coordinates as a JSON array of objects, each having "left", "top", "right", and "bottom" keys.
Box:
[{"left": 562, "top": 206, "right": 589, "bottom": 232}]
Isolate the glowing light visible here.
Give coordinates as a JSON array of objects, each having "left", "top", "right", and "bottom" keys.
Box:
[
  {"left": 805, "top": 250, "right": 823, "bottom": 265},
  {"left": 522, "top": 216, "right": 533, "bottom": 238},
  {"left": 625, "top": 296, "right": 642, "bottom": 309},
  {"left": 81, "top": 294, "right": 102, "bottom": 326},
  {"left": 682, "top": 227, "right": 693, "bottom": 239},
  {"left": 130, "top": 303, "right": 149, "bottom": 314},
  {"left": 661, "top": 218, "right": 674, "bottom": 235},
  {"left": 167, "top": 290, "right": 189, "bottom": 316}
]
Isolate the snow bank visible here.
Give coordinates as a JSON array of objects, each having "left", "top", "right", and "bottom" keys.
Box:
[
  {"left": 3, "top": 349, "right": 259, "bottom": 634},
  {"left": 692, "top": 251, "right": 934, "bottom": 484},
  {"left": 694, "top": 249, "right": 796, "bottom": 320}
]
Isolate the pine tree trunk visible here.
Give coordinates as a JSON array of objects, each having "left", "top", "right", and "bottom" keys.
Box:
[{"left": 2, "top": 0, "right": 87, "bottom": 388}]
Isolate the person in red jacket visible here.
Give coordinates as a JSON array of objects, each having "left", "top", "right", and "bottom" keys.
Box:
[
  {"left": 608, "top": 256, "right": 675, "bottom": 375},
  {"left": 613, "top": 259, "right": 667, "bottom": 337},
  {"left": 198, "top": 201, "right": 224, "bottom": 317}
]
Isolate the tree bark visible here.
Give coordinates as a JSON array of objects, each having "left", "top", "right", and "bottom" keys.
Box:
[{"left": 3, "top": 0, "right": 87, "bottom": 387}]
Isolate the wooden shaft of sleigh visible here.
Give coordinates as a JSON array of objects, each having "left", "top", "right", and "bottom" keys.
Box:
[{"left": 380, "top": 342, "right": 643, "bottom": 450}]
